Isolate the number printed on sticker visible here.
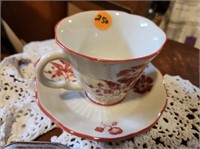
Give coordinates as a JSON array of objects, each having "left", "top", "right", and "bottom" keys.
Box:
[
  {"left": 94, "top": 11, "right": 112, "bottom": 30},
  {"left": 95, "top": 15, "right": 109, "bottom": 24}
]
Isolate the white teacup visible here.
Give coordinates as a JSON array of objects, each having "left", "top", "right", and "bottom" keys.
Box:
[{"left": 35, "top": 11, "right": 166, "bottom": 106}]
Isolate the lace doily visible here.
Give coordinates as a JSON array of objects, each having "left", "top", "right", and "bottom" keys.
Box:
[
  {"left": 0, "top": 40, "right": 199, "bottom": 148},
  {"left": 0, "top": 40, "right": 58, "bottom": 148}
]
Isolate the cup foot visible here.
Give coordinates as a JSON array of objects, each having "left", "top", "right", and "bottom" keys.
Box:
[{"left": 85, "top": 92, "right": 126, "bottom": 106}]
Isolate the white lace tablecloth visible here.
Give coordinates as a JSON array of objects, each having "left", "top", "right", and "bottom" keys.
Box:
[{"left": 0, "top": 40, "right": 199, "bottom": 148}]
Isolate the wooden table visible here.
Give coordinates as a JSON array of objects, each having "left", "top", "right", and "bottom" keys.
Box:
[
  {"left": 153, "top": 39, "right": 199, "bottom": 88},
  {"left": 35, "top": 39, "right": 199, "bottom": 141}
]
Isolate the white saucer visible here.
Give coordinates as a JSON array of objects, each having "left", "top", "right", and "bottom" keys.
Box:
[{"left": 35, "top": 63, "right": 167, "bottom": 141}]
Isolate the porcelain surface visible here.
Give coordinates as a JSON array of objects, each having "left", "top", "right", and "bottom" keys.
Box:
[
  {"left": 55, "top": 11, "right": 166, "bottom": 60},
  {"left": 35, "top": 11, "right": 166, "bottom": 105},
  {"left": 35, "top": 63, "right": 167, "bottom": 141}
]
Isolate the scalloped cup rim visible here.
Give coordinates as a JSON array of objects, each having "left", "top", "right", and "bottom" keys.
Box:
[{"left": 55, "top": 10, "right": 167, "bottom": 62}]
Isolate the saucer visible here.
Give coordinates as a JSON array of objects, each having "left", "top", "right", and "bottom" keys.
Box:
[{"left": 35, "top": 63, "right": 167, "bottom": 141}]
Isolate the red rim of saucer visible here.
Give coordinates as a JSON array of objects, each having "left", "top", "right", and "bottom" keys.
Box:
[
  {"left": 54, "top": 11, "right": 167, "bottom": 63},
  {"left": 34, "top": 78, "right": 168, "bottom": 142}
]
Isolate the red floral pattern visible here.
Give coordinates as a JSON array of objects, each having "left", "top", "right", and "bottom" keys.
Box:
[
  {"left": 86, "top": 64, "right": 149, "bottom": 98},
  {"left": 87, "top": 80, "right": 121, "bottom": 97},
  {"left": 95, "top": 122, "right": 123, "bottom": 135},
  {"left": 44, "top": 60, "right": 76, "bottom": 82},
  {"left": 132, "top": 75, "right": 153, "bottom": 94},
  {"left": 117, "top": 64, "right": 148, "bottom": 88},
  {"left": 44, "top": 61, "right": 153, "bottom": 96}
]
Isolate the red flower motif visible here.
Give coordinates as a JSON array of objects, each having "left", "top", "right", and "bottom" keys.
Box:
[
  {"left": 86, "top": 64, "right": 150, "bottom": 98},
  {"left": 117, "top": 64, "right": 147, "bottom": 78},
  {"left": 44, "top": 60, "right": 76, "bottom": 82},
  {"left": 87, "top": 80, "right": 121, "bottom": 97},
  {"left": 104, "top": 80, "right": 120, "bottom": 90},
  {"left": 132, "top": 75, "right": 153, "bottom": 94},
  {"left": 112, "top": 122, "right": 117, "bottom": 126},
  {"left": 95, "top": 122, "right": 123, "bottom": 135},
  {"left": 95, "top": 89, "right": 101, "bottom": 93},
  {"left": 96, "top": 93, "right": 103, "bottom": 96},
  {"left": 88, "top": 85, "right": 94, "bottom": 88},
  {"left": 97, "top": 83, "right": 104, "bottom": 87},
  {"left": 117, "top": 77, "right": 136, "bottom": 87},
  {"left": 117, "top": 64, "right": 148, "bottom": 88},
  {"left": 108, "top": 127, "right": 123, "bottom": 135},
  {"left": 95, "top": 127, "right": 104, "bottom": 132}
]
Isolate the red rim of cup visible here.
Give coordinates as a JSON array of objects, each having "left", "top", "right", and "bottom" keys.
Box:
[{"left": 54, "top": 11, "right": 167, "bottom": 63}]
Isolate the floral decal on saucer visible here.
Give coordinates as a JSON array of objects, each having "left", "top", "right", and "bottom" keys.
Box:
[
  {"left": 95, "top": 122, "right": 123, "bottom": 135},
  {"left": 44, "top": 60, "right": 76, "bottom": 82}
]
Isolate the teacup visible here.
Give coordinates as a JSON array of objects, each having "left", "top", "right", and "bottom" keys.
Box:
[{"left": 35, "top": 11, "right": 166, "bottom": 106}]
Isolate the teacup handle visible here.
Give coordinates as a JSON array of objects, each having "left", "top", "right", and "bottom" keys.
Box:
[{"left": 35, "top": 50, "right": 82, "bottom": 90}]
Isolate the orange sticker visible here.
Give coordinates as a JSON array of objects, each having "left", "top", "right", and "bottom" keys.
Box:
[{"left": 94, "top": 11, "right": 112, "bottom": 30}]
